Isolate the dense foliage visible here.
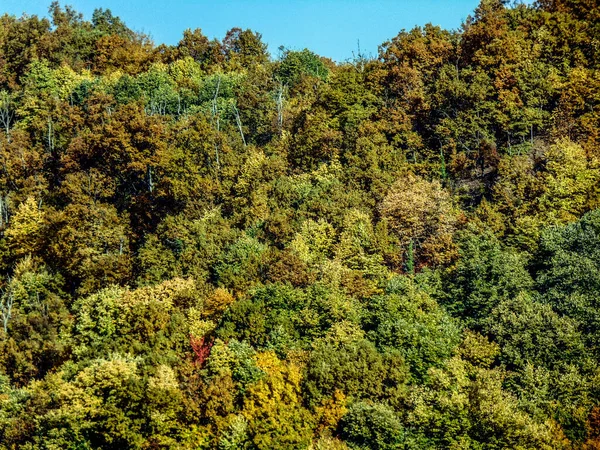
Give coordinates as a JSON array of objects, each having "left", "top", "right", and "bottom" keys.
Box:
[{"left": 0, "top": 1, "right": 599, "bottom": 448}]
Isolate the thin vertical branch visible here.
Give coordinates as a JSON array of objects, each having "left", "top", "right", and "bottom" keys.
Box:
[
  {"left": 276, "top": 81, "right": 285, "bottom": 135},
  {"left": 1, "top": 279, "right": 14, "bottom": 335},
  {"left": 233, "top": 104, "right": 246, "bottom": 147}
]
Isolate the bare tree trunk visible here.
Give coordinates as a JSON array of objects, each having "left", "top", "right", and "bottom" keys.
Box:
[
  {"left": 233, "top": 104, "right": 246, "bottom": 147},
  {"left": 1, "top": 281, "right": 14, "bottom": 335},
  {"left": 0, "top": 92, "right": 13, "bottom": 142},
  {"left": 47, "top": 119, "right": 56, "bottom": 154},
  {"left": 276, "top": 82, "right": 285, "bottom": 135},
  {"left": 0, "top": 195, "right": 7, "bottom": 228},
  {"left": 276, "top": 82, "right": 286, "bottom": 135},
  {"left": 147, "top": 166, "right": 154, "bottom": 193},
  {"left": 530, "top": 124, "right": 534, "bottom": 146}
]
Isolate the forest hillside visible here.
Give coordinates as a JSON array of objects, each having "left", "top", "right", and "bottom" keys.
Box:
[{"left": 0, "top": 1, "right": 600, "bottom": 448}]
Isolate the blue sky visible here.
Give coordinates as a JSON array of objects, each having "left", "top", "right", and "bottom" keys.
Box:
[{"left": 4, "top": 1, "right": 484, "bottom": 61}]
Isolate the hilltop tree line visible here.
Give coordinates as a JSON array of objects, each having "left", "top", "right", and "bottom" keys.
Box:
[{"left": 0, "top": 0, "right": 600, "bottom": 448}]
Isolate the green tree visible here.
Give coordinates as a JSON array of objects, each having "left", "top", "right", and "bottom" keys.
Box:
[
  {"left": 442, "top": 229, "right": 534, "bottom": 328},
  {"left": 339, "top": 401, "right": 404, "bottom": 450}
]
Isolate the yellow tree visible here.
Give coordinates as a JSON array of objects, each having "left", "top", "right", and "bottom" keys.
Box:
[
  {"left": 380, "top": 173, "right": 461, "bottom": 269},
  {"left": 241, "top": 351, "right": 315, "bottom": 449}
]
